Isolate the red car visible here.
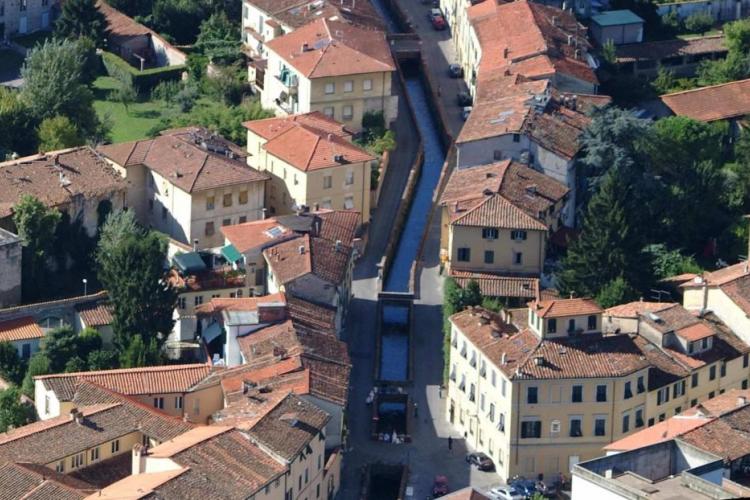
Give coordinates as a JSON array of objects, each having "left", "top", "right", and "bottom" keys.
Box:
[
  {"left": 432, "top": 475, "right": 449, "bottom": 497},
  {"left": 431, "top": 14, "right": 446, "bottom": 30}
]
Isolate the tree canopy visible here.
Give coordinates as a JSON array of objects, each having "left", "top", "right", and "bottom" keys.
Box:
[
  {"left": 0, "top": 388, "right": 35, "bottom": 432},
  {"left": 54, "top": 0, "right": 109, "bottom": 46},
  {"left": 13, "top": 196, "right": 61, "bottom": 301}
]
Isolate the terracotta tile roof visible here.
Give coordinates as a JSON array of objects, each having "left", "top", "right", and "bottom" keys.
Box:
[
  {"left": 450, "top": 270, "right": 539, "bottom": 299},
  {"left": 632, "top": 335, "right": 689, "bottom": 389},
  {"left": 314, "top": 209, "right": 361, "bottom": 245},
  {"left": 498, "top": 161, "right": 569, "bottom": 216},
  {"left": 451, "top": 194, "right": 548, "bottom": 231},
  {"left": 246, "top": 393, "right": 330, "bottom": 461},
  {"left": 684, "top": 389, "right": 750, "bottom": 417},
  {"left": 529, "top": 297, "right": 602, "bottom": 318},
  {"left": 69, "top": 452, "right": 133, "bottom": 489},
  {"left": 675, "top": 323, "right": 715, "bottom": 342},
  {"left": 83, "top": 469, "right": 188, "bottom": 500},
  {"left": 0, "top": 316, "right": 44, "bottom": 342},
  {"left": 679, "top": 404, "right": 750, "bottom": 460},
  {"left": 98, "top": 128, "right": 268, "bottom": 193},
  {"left": 661, "top": 78, "right": 750, "bottom": 122},
  {"left": 0, "top": 147, "right": 126, "bottom": 218},
  {"left": 527, "top": 101, "right": 591, "bottom": 160},
  {"left": 440, "top": 161, "right": 508, "bottom": 208},
  {"left": 0, "top": 462, "right": 93, "bottom": 500},
  {"left": 74, "top": 301, "right": 113, "bottom": 327},
  {"left": 262, "top": 123, "right": 375, "bottom": 172},
  {"left": 264, "top": 234, "right": 352, "bottom": 286},
  {"left": 615, "top": 34, "right": 726, "bottom": 64},
  {"left": 195, "top": 292, "right": 286, "bottom": 315},
  {"left": 35, "top": 364, "right": 213, "bottom": 399},
  {"left": 244, "top": 111, "right": 352, "bottom": 141},
  {"left": 265, "top": 18, "right": 395, "bottom": 78},
  {"left": 286, "top": 295, "right": 337, "bottom": 335},
  {"left": 242, "top": 0, "right": 383, "bottom": 31},
  {"left": 605, "top": 301, "right": 677, "bottom": 319},
  {"left": 221, "top": 218, "right": 297, "bottom": 253},
  {"left": 604, "top": 415, "right": 711, "bottom": 452},
  {"left": 443, "top": 487, "right": 491, "bottom": 500}
]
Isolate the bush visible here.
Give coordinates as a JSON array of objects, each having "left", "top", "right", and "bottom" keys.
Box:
[
  {"left": 684, "top": 12, "right": 713, "bottom": 34},
  {"left": 151, "top": 80, "right": 182, "bottom": 103},
  {"left": 101, "top": 51, "right": 186, "bottom": 93}
]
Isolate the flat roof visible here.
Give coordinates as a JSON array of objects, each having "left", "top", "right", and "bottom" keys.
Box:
[{"left": 592, "top": 9, "right": 644, "bottom": 26}]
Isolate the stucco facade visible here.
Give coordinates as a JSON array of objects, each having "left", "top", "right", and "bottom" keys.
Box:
[{"left": 0, "top": 0, "right": 55, "bottom": 39}]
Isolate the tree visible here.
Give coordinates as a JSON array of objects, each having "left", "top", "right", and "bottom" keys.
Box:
[
  {"left": 596, "top": 277, "right": 637, "bottom": 309},
  {"left": 0, "top": 343, "right": 24, "bottom": 385},
  {"left": 113, "top": 78, "right": 138, "bottom": 115},
  {"left": 54, "top": 0, "right": 108, "bottom": 46},
  {"left": 645, "top": 244, "right": 703, "bottom": 280},
  {"left": 698, "top": 19, "right": 750, "bottom": 85},
  {"left": 13, "top": 195, "right": 61, "bottom": 301},
  {"left": 195, "top": 12, "right": 241, "bottom": 64},
  {"left": 152, "top": 0, "right": 207, "bottom": 44},
  {"left": 119, "top": 336, "right": 161, "bottom": 368},
  {"left": 96, "top": 214, "right": 177, "bottom": 355},
  {"left": 0, "top": 388, "right": 35, "bottom": 432},
  {"left": 87, "top": 350, "right": 119, "bottom": 370},
  {"left": 21, "top": 352, "right": 50, "bottom": 396},
  {"left": 684, "top": 12, "right": 713, "bottom": 34},
  {"left": 37, "top": 115, "right": 83, "bottom": 152},
  {"left": 43, "top": 326, "right": 81, "bottom": 373},
  {"left": 601, "top": 40, "right": 617, "bottom": 66},
  {"left": 21, "top": 39, "right": 100, "bottom": 138},
  {"left": 0, "top": 88, "right": 37, "bottom": 158}
]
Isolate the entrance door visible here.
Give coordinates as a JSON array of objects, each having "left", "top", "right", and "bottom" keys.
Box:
[
  {"left": 41, "top": 12, "right": 49, "bottom": 28},
  {"left": 568, "top": 455, "right": 580, "bottom": 472},
  {"left": 18, "top": 17, "right": 27, "bottom": 34}
]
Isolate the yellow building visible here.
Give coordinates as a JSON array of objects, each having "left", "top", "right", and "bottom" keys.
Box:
[
  {"left": 259, "top": 17, "right": 397, "bottom": 130},
  {"left": 245, "top": 112, "right": 375, "bottom": 221},
  {"left": 446, "top": 297, "right": 750, "bottom": 481}
]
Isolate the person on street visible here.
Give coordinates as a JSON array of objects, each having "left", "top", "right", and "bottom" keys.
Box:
[{"left": 448, "top": 435, "right": 453, "bottom": 452}]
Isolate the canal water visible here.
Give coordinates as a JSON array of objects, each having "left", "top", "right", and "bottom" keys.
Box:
[
  {"left": 371, "top": 0, "right": 448, "bottom": 293},
  {"left": 379, "top": 303, "right": 410, "bottom": 381}
]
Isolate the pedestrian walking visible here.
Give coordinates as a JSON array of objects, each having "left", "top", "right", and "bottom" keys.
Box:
[{"left": 448, "top": 436, "right": 453, "bottom": 452}]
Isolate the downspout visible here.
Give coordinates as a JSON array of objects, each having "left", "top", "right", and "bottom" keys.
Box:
[
  {"left": 381, "top": 71, "right": 386, "bottom": 115},
  {"left": 514, "top": 381, "right": 520, "bottom": 474}
]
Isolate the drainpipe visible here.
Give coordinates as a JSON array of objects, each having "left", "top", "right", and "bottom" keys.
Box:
[{"left": 381, "top": 72, "right": 387, "bottom": 117}]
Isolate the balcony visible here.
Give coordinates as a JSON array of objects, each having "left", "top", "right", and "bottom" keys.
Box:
[{"left": 275, "top": 70, "right": 298, "bottom": 95}]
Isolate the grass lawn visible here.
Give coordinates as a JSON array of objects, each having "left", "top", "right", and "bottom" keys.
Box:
[
  {"left": 12, "top": 30, "right": 52, "bottom": 49},
  {"left": 92, "top": 76, "right": 179, "bottom": 143}
]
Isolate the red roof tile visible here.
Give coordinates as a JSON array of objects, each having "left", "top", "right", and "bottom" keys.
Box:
[
  {"left": 0, "top": 316, "right": 44, "bottom": 342},
  {"left": 661, "top": 78, "right": 750, "bottom": 122},
  {"left": 74, "top": 302, "right": 113, "bottom": 327},
  {"left": 450, "top": 270, "right": 539, "bottom": 299},
  {"left": 530, "top": 297, "right": 602, "bottom": 318},
  {"left": 244, "top": 111, "right": 352, "bottom": 140},
  {"left": 451, "top": 194, "right": 548, "bottom": 231},
  {"left": 605, "top": 301, "right": 677, "bottom": 319}
]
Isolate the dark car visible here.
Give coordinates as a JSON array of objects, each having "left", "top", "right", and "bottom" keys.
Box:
[
  {"left": 466, "top": 452, "right": 494, "bottom": 471},
  {"left": 509, "top": 478, "right": 537, "bottom": 498},
  {"left": 535, "top": 480, "right": 558, "bottom": 498},
  {"left": 432, "top": 475, "right": 449, "bottom": 498},
  {"left": 448, "top": 64, "right": 464, "bottom": 78},
  {"left": 457, "top": 91, "right": 473, "bottom": 106},
  {"left": 431, "top": 14, "right": 446, "bottom": 30}
]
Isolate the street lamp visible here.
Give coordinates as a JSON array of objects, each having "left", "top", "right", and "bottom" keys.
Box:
[{"left": 82, "top": 278, "right": 88, "bottom": 296}]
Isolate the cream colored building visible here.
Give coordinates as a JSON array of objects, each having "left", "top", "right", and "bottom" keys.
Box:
[
  {"left": 245, "top": 112, "right": 374, "bottom": 221},
  {"left": 0, "top": 0, "right": 55, "bottom": 39},
  {"left": 446, "top": 297, "right": 750, "bottom": 481},
  {"left": 260, "top": 17, "right": 397, "bottom": 130},
  {"left": 98, "top": 127, "right": 268, "bottom": 248}
]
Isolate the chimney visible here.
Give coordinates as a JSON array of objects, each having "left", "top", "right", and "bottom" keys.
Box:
[
  {"left": 738, "top": 396, "right": 748, "bottom": 407},
  {"left": 503, "top": 47, "right": 509, "bottom": 58},
  {"left": 68, "top": 408, "right": 79, "bottom": 422},
  {"left": 132, "top": 444, "right": 148, "bottom": 475},
  {"left": 193, "top": 239, "right": 199, "bottom": 251},
  {"left": 567, "top": 34, "right": 573, "bottom": 45},
  {"left": 534, "top": 356, "right": 544, "bottom": 366},
  {"left": 262, "top": 207, "right": 267, "bottom": 220},
  {"left": 301, "top": 42, "right": 310, "bottom": 52},
  {"left": 571, "top": 95, "right": 578, "bottom": 111},
  {"left": 335, "top": 239, "right": 342, "bottom": 252},
  {"left": 501, "top": 352, "right": 507, "bottom": 365},
  {"left": 298, "top": 245, "right": 306, "bottom": 254},
  {"left": 504, "top": 68, "right": 511, "bottom": 76}
]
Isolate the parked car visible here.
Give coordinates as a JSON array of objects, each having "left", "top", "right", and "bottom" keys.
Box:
[
  {"left": 488, "top": 486, "right": 524, "bottom": 500},
  {"left": 428, "top": 7, "right": 443, "bottom": 20},
  {"left": 508, "top": 478, "right": 536, "bottom": 498},
  {"left": 432, "top": 475, "right": 449, "bottom": 498},
  {"left": 466, "top": 452, "right": 494, "bottom": 471},
  {"left": 431, "top": 14, "right": 446, "bottom": 29},
  {"left": 461, "top": 106, "right": 472, "bottom": 121},
  {"left": 448, "top": 64, "right": 464, "bottom": 78},
  {"left": 457, "top": 92, "right": 472, "bottom": 106},
  {"left": 535, "top": 479, "right": 558, "bottom": 498}
]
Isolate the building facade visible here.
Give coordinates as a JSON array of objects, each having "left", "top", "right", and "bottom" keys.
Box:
[{"left": 0, "top": 0, "right": 55, "bottom": 39}]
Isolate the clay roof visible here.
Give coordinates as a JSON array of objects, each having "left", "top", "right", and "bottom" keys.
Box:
[
  {"left": 443, "top": 487, "right": 491, "bottom": 500},
  {"left": 265, "top": 17, "right": 395, "bottom": 78},
  {"left": 605, "top": 301, "right": 677, "bottom": 319},
  {"left": 244, "top": 111, "right": 351, "bottom": 140},
  {"left": 74, "top": 301, "right": 113, "bottom": 327},
  {"left": 527, "top": 100, "right": 591, "bottom": 159},
  {"left": 35, "top": 364, "right": 213, "bottom": 399},
  {"left": 0, "top": 147, "right": 126, "bottom": 218},
  {"left": 242, "top": 0, "right": 383, "bottom": 31},
  {"left": 451, "top": 194, "right": 548, "bottom": 231},
  {"left": 264, "top": 233, "right": 352, "bottom": 286},
  {"left": 675, "top": 323, "right": 715, "bottom": 342},
  {"left": 84, "top": 469, "right": 188, "bottom": 500},
  {"left": 262, "top": 123, "right": 375, "bottom": 171},
  {"left": 195, "top": 292, "right": 286, "bottom": 315},
  {"left": 615, "top": 34, "right": 726, "bottom": 63},
  {"left": 679, "top": 404, "right": 750, "bottom": 460},
  {"left": 98, "top": 128, "right": 268, "bottom": 193},
  {"left": 221, "top": 218, "right": 296, "bottom": 253},
  {"left": 498, "top": 161, "right": 569, "bottom": 216},
  {"left": 685, "top": 389, "right": 750, "bottom": 417},
  {"left": 286, "top": 295, "right": 337, "bottom": 335},
  {"left": 0, "top": 462, "right": 93, "bottom": 500},
  {"left": 246, "top": 393, "right": 330, "bottom": 461},
  {"left": 450, "top": 270, "right": 539, "bottom": 299},
  {"left": 604, "top": 415, "right": 711, "bottom": 452},
  {"left": 0, "top": 316, "right": 44, "bottom": 342},
  {"left": 529, "top": 297, "right": 602, "bottom": 318},
  {"left": 661, "top": 78, "right": 750, "bottom": 122}
]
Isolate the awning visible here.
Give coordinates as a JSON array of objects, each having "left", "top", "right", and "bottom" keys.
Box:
[
  {"left": 221, "top": 244, "right": 242, "bottom": 264},
  {"left": 173, "top": 252, "right": 207, "bottom": 273},
  {"left": 202, "top": 321, "right": 223, "bottom": 344}
]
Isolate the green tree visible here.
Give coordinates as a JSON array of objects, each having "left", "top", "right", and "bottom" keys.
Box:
[
  {"left": 54, "top": 0, "right": 108, "bottom": 45},
  {"left": 13, "top": 195, "right": 61, "bottom": 301},
  {"left": 87, "top": 350, "right": 120, "bottom": 370},
  {"left": 684, "top": 12, "right": 713, "bottom": 34},
  {"left": 651, "top": 66, "right": 676, "bottom": 95},
  {"left": 37, "top": 115, "right": 83, "bottom": 152},
  {"left": 601, "top": 39, "right": 617, "bottom": 66},
  {"left": 698, "top": 19, "right": 750, "bottom": 85},
  {"left": 152, "top": 0, "right": 207, "bottom": 44},
  {"left": 21, "top": 352, "right": 50, "bottom": 396},
  {"left": 644, "top": 244, "right": 703, "bottom": 280},
  {"left": 0, "top": 388, "right": 35, "bottom": 432},
  {"left": 195, "top": 12, "right": 241, "bottom": 64},
  {"left": 113, "top": 78, "right": 138, "bottom": 115},
  {"left": 43, "top": 326, "right": 81, "bottom": 373},
  {"left": 0, "top": 342, "right": 25, "bottom": 385},
  {"left": 596, "top": 277, "right": 637, "bottom": 309},
  {"left": 0, "top": 88, "right": 37, "bottom": 158},
  {"left": 96, "top": 213, "right": 177, "bottom": 356},
  {"left": 119, "top": 336, "right": 161, "bottom": 368}
]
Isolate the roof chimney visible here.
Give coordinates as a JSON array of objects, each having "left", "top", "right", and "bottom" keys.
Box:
[
  {"left": 298, "top": 245, "right": 306, "bottom": 254},
  {"left": 335, "top": 239, "right": 342, "bottom": 252},
  {"left": 503, "top": 47, "right": 509, "bottom": 58},
  {"left": 68, "top": 408, "right": 79, "bottom": 422},
  {"left": 302, "top": 42, "right": 310, "bottom": 52},
  {"left": 738, "top": 396, "right": 748, "bottom": 407}
]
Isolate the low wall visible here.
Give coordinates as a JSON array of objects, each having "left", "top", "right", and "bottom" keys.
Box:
[{"left": 657, "top": 0, "right": 749, "bottom": 21}]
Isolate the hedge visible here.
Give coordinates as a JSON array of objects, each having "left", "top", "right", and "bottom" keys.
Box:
[{"left": 101, "top": 51, "right": 186, "bottom": 93}]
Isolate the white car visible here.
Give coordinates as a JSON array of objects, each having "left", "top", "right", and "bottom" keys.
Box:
[{"left": 488, "top": 486, "right": 524, "bottom": 500}]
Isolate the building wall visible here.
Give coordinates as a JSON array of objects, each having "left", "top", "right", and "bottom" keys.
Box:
[
  {"left": 448, "top": 225, "right": 546, "bottom": 274},
  {"left": 189, "top": 183, "right": 266, "bottom": 248},
  {"left": 656, "top": 0, "right": 749, "bottom": 22},
  {"left": 302, "top": 395, "right": 344, "bottom": 449},
  {"left": 0, "top": 0, "right": 55, "bottom": 39},
  {"left": 0, "top": 233, "right": 21, "bottom": 308},
  {"left": 685, "top": 286, "right": 750, "bottom": 346},
  {"left": 591, "top": 23, "right": 643, "bottom": 46},
  {"left": 45, "top": 430, "right": 142, "bottom": 474},
  {"left": 285, "top": 429, "right": 327, "bottom": 500}
]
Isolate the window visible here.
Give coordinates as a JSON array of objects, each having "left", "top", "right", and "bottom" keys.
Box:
[
  {"left": 154, "top": 397, "right": 164, "bottom": 409},
  {"left": 20, "top": 0, "right": 26, "bottom": 11},
  {"left": 498, "top": 413, "right": 506, "bottom": 432},
  {"left": 91, "top": 447, "right": 100, "bottom": 462},
  {"left": 744, "top": 354, "right": 749, "bottom": 368},
  {"left": 205, "top": 222, "right": 215, "bottom": 236},
  {"left": 550, "top": 420, "right": 561, "bottom": 434},
  {"left": 55, "top": 461, "right": 64, "bottom": 473},
  {"left": 148, "top": 199, "right": 154, "bottom": 212},
  {"left": 344, "top": 80, "right": 353, "bottom": 92},
  {"left": 594, "top": 417, "right": 606, "bottom": 436},
  {"left": 178, "top": 297, "right": 187, "bottom": 309},
  {"left": 744, "top": 380, "right": 749, "bottom": 390},
  {"left": 596, "top": 385, "right": 607, "bottom": 402},
  {"left": 71, "top": 453, "right": 84, "bottom": 469},
  {"left": 21, "top": 343, "right": 30, "bottom": 359},
  {"left": 206, "top": 196, "right": 215, "bottom": 210},
  {"left": 325, "top": 82, "right": 335, "bottom": 94},
  {"left": 175, "top": 396, "right": 183, "bottom": 409},
  {"left": 484, "top": 250, "right": 494, "bottom": 264},
  {"left": 489, "top": 403, "right": 495, "bottom": 422},
  {"left": 513, "top": 252, "right": 523, "bottom": 265},
  {"left": 571, "top": 385, "right": 582, "bottom": 403},
  {"left": 482, "top": 227, "right": 499, "bottom": 240},
  {"left": 512, "top": 134, "right": 520, "bottom": 143},
  {"left": 343, "top": 105, "right": 354, "bottom": 120},
  {"left": 112, "top": 440, "right": 120, "bottom": 453},
  {"left": 675, "top": 406, "right": 682, "bottom": 414},
  {"left": 345, "top": 170, "right": 354, "bottom": 185},
  {"left": 622, "top": 413, "right": 630, "bottom": 433},
  {"left": 721, "top": 362, "right": 727, "bottom": 378},
  {"left": 457, "top": 248, "right": 471, "bottom": 262},
  {"left": 587, "top": 315, "right": 597, "bottom": 330},
  {"left": 659, "top": 413, "right": 666, "bottom": 422},
  {"left": 521, "top": 420, "right": 541, "bottom": 438},
  {"left": 323, "top": 175, "right": 332, "bottom": 189},
  {"left": 624, "top": 381, "right": 633, "bottom": 399},
  {"left": 709, "top": 391, "right": 715, "bottom": 399},
  {"left": 548, "top": 319, "right": 557, "bottom": 334},
  {"left": 239, "top": 216, "right": 247, "bottom": 224},
  {"left": 657, "top": 386, "right": 670, "bottom": 405},
  {"left": 569, "top": 417, "right": 582, "bottom": 437},
  {"left": 635, "top": 408, "right": 644, "bottom": 428},
  {"left": 692, "top": 372, "right": 699, "bottom": 388},
  {"left": 501, "top": 378, "right": 506, "bottom": 397},
  {"left": 194, "top": 296, "right": 203, "bottom": 306},
  {"left": 568, "top": 319, "right": 576, "bottom": 333},
  {"left": 363, "top": 79, "right": 373, "bottom": 91},
  {"left": 527, "top": 387, "right": 538, "bottom": 404},
  {"left": 648, "top": 418, "right": 655, "bottom": 427},
  {"left": 510, "top": 230, "right": 527, "bottom": 240},
  {"left": 323, "top": 106, "right": 334, "bottom": 117},
  {"left": 691, "top": 397, "right": 699, "bottom": 406},
  {"left": 637, "top": 375, "right": 645, "bottom": 394},
  {"left": 344, "top": 196, "right": 354, "bottom": 210},
  {"left": 238, "top": 191, "right": 248, "bottom": 205},
  {"left": 710, "top": 365, "right": 716, "bottom": 380},
  {"left": 673, "top": 380, "right": 685, "bottom": 398},
  {"left": 222, "top": 218, "right": 231, "bottom": 226}
]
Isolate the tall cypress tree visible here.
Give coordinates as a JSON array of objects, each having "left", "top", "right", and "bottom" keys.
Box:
[{"left": 54, "top": 0, "right": 108, "bottom": 46}]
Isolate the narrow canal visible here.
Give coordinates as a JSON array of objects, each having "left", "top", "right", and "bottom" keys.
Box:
[{"left": 371, "top": 0, "right": 448, "bottom": 293}]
